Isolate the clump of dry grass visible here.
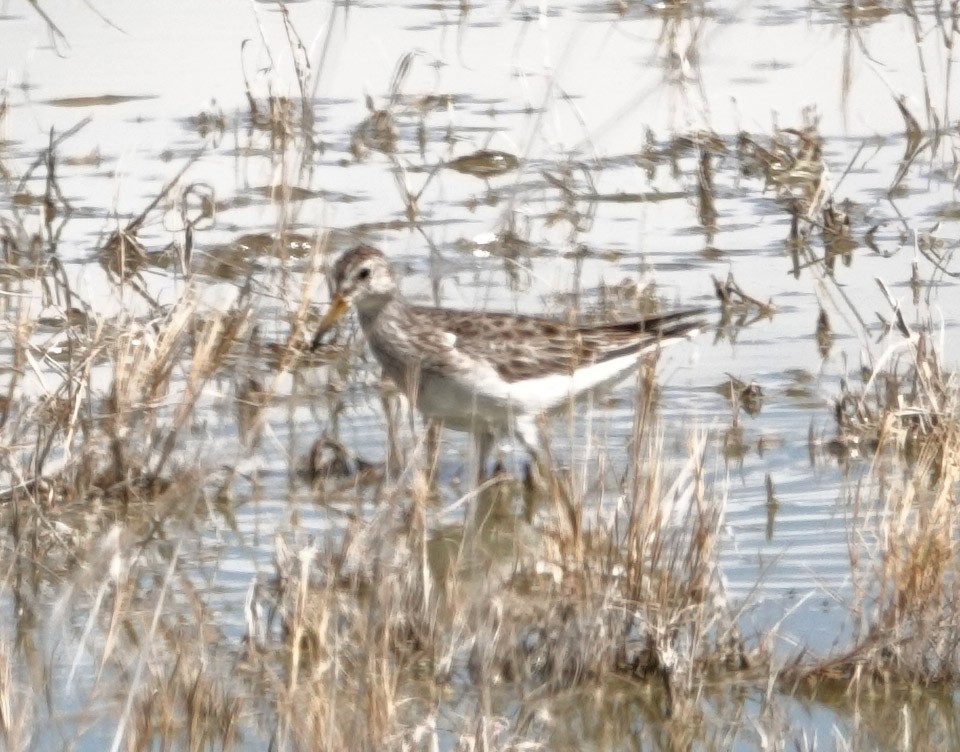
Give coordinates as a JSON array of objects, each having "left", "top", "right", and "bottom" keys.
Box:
[
  {"left": 0, "top": 138, "right": 277, "bottom": 746},
  {"left": 828, "top": 294, "right": 955, "bottom": 466},
  {"left": 786, "top": 299, "right": 960, "bottom": 695},
  {"left": 785, "top": 425, "right": 960, "bottom": 693},
  {"left": 238, "top": 352, "right": 751, "bottom": 750}
]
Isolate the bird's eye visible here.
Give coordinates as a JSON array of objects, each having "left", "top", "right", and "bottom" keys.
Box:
[{"left": 357, "top": 267, "right": 371, "bottom": 281}]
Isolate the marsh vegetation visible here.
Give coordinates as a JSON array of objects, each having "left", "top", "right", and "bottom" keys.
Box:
[{"left": 1, "top": 1, "right": 959, "bottom": 749}]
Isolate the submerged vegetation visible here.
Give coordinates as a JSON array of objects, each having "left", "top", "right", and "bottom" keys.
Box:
[{"left": 1, "top": 0, "right": 960, "bottom": 750}]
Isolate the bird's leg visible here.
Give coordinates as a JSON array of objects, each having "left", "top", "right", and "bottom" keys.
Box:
[
  {"left": 380, "top": 389, "right": 404, "bottom": 480},
  {"left": 514, "top": 415, "right": 546, "bottom": 474},
  {"left": 514, "top": 415, "right": 549, "bottom": 520},
  {"left": 424, "top": 420, "right": 443, "bottom": 488},
  {"left": 474, "top": 430, "right": 496, "bottom": 488},
  {"left": 516, "top": 415, "right": 579, "bottom": 552}
]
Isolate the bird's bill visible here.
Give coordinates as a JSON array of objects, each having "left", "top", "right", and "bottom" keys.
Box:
[{"left": 311, "top": 294, "right": 350, "bottom": 350}]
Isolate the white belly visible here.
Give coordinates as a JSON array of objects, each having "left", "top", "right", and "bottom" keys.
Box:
[
  {"left": 414, "top": 370, "right": 514, "bottom": 434},
  {"left": 410, "top": 350, "right": 643, "bottom": 434}
]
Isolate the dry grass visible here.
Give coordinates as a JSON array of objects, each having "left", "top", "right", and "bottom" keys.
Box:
[
  {"left": 0, "top": 3, "right": 959, "bottom": 750},
  {"left": 247, "top": 372, "right": 743, "bottom": 750},
  {"left": 786, "top": 307, "right": 960, "bottom": 695}
]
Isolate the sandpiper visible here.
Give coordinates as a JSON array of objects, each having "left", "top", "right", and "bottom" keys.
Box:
[{"left": 313, "top": 245, "right": 704, "bottom": 481}]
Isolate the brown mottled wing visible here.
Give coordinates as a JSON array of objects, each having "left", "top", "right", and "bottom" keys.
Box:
[{"left": 408, "top": 306, "right": 706, "bottom": 383}]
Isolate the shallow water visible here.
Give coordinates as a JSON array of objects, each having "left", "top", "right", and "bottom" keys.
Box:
[{"left": 2, "top": 0, "right": 959, "bottom": 749}]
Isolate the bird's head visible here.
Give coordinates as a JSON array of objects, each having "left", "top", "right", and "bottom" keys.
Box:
[{"left": 312, "top": 245, "right": 396, "bottom": 349}]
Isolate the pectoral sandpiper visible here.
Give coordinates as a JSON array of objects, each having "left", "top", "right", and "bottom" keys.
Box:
[{"left": 313, "top": 245, "right": 705, "bottom": 482}]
